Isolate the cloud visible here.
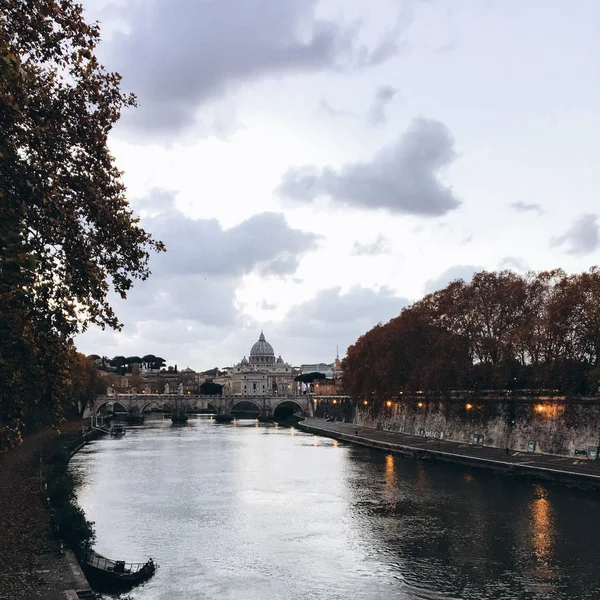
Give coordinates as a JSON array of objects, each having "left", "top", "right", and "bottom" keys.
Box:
[
  {"left": 77, "top": 188, "right": 319, "bottom": 359},
  {"left": 351, "top": 234, "right": 391, "bottom": 256},
  {"left": 318, "top": 99, "right": 349, "bottom": 118},
  {"left": 140, "top": 190, "right": 320, "bottom": 278},
  {"left": 367, "top": 85, "right": 398, "bottom": 125},
  {"left": 509, "top": 201, "right": 543, "bottom": 214},
  {"left": 550, "top": 213, "right": 599, "bottom": 255},
  {"left": 273, "top": 286, "right": 408, "bottom": 360},
  {"left": 258, "top": 300, "right": 278, "bottom": 311},
  {"left": 277, "top": 118, "right": 460, "bottom": 216},
  {"left": 107, "top": 0, "right": 408, "bottom": 136},
  {"left": 498, "top": 256, "right": 528, "bottom": 271},
  {"left": 424, "top": 264, "right": 482, "bottom": 294}
]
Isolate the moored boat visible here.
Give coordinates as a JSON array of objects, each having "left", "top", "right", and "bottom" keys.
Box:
[
  {"left": 110, "top": 424, "right": 126, "bottom": 436},
  {"left": 83, "top": 551, "right": 157, "bottom": 592}
]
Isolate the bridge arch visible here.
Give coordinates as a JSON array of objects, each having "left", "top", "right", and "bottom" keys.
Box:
[
  {"left": 273, "top": 399, "right": 304, "bottom": 418},
  {"left": 203, "top": 401, "right": 217, "bottom": 413},
  {"left": 95, "top": 399, "right": 128, "bottom": 415},
  {"left": 140, "top": 400, "right": 172, "bottom": 414},
  {"left": 230, "top": 399, "right": 261, "bottom": 418}
]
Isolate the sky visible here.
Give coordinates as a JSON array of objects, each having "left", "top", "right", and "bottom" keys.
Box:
[{"left": 76, "top": 0, "right": 600, "bottom": 370}]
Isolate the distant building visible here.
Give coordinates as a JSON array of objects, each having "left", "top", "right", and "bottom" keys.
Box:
[
  {"left": 300, "top": 363, "right": 335, "bottom": 378},
  {"left": 300, "top": 357, "right": 343, "bottom": 380},
  {"left": 218, "top": 331, "right": 297, "bottom": 396}
]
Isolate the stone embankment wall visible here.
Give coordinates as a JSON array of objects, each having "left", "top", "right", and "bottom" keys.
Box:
[{"left": 354, "top": 395, "right": 600, "bottom": 457}]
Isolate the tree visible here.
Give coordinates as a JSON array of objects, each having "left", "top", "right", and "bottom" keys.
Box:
[
  {"left": 343, "top": 268, "right": 600, "bottom": 410},
  {"left": 294, "top": 372, "right": 327, "bottom": 383},
  {"left": 200, "top": 381, "right": 223, "bottom": 395},
  {"left": 0, "top": 0, "right": 164, "bottom": 437},
  {"left": 153, "top": 356, "right": 166, "bottom": 370},
  {"left": 141, "top": 354, "right": 156, "bottom": 369}
]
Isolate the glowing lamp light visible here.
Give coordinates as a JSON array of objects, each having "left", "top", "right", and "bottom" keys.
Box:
[
  {"left": 332, "top": 399, "right": 337, "bottom": 404},
  {"left": 536, "top": 404, "right": 545, "bottom": 413},
  {"left": 466, "top": 403, "right": 473, "bottom": 410},
  {"left": 386, "top": 401, "right": 392, "bottom": 407},
  {"left": 417, "top": 402, "right": 424, "bottom": 408},
  {"left": 363, "top": 400, "right": 368, "bottom": 406}
]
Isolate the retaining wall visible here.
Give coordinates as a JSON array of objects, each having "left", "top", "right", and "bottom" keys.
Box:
[{"left": 355, "top": 395, "right": 600, "bottom": 457}]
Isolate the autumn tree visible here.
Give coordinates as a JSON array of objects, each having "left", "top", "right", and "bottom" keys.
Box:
[
  {"left": 0, "top": 0, "right": 164, "bottom": 438},
  {"left": 343, "top": 268, "right": 600, "bottom": 408}
]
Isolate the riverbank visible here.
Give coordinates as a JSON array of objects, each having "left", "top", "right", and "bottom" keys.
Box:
[
  {"left": 298, "top": 418, "right": 600, "bottom": 488},
  {"left": 0, "top": 420, "right": 96, "bottom": 600}
]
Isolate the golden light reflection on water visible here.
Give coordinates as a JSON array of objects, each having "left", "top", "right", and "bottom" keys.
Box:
[
  {"left": 531, "top": 486, "right": 552, "bottom": 563},
  {"left": 529, "top": 484, "right": 556, "bottom": 591},
  {"left": 385, "top": 454, "right": 396, "bottom": 489},
  {"left": 383, "top": 454, "right": 397, "bottom": 510}
]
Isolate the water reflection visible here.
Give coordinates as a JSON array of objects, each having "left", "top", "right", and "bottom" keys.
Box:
[
  {"left": 531, "top": 485, "right": 553, "bottom": 565},
  {"left": 71, "top": 417, "right": 600, "bottom": 600}
]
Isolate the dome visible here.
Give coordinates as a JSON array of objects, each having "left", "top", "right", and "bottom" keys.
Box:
[{"left": 250, "top": 331, "right": 274, "bottom": 357}]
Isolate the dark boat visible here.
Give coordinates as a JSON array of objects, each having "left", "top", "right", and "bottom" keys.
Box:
[
  {"left": 110, "top": 424, "right": 126, "bottom": 436},
  {"left": 83, "top": 551, "right": 157, "bottom": 592}
]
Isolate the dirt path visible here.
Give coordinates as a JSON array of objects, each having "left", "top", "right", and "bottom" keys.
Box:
[{"left": 0, "top": 420, "right": 88, "bottom": 600}]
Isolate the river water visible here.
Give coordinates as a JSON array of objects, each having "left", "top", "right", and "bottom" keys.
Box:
[{"left": 70, "top": 416, "right": 600, "bottom": 600}]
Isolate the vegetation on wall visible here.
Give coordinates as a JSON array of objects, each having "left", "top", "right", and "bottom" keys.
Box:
[
  {"left": 343, "top": 269, "right": 600, "bottom": 410},
  {"left": 44, "top": 431, "right": 99, "bottom": 559}
]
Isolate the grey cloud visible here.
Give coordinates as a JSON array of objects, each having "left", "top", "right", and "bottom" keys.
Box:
[
  {"left": 78, "top": 284, "right": 408, "bottom": 368},
  {"left": 509, "top": 201, "right": 543, "bottom": 214},
  {"left": 108, "top": 0, "right": 407, "bottom": 136},
  {"left": 142, "top": 190, "right": 320, "bottom": 278},
  {"left": 78, "top": 188, "right": 319, "bottom": 357},
  {"left": 367, "top": 85, "right": 398, "bottom": 125},
  {"left": 278, "top": 118, "right": 460, "bottom": 216},
  {"left": 106, "top": 274, "right": 242, "bottom": 329},
  {"left": 284, "top": 286, "right": 406, "bottom": 332},
  {"left": 272, "top": 286, "right": 408, "bottom": 361},
  {"left": 424, "top": 264, "right": 482, "bottom": 294},
  {"left": 258, "top": 300, "right": 277, "bottom": 311},
  {"left": 498, "top": 256, "right": 528, "bottom": 271},
  {"left": 318, "top": 99, "right": 350, "bottom": 118},
  {"left": 550, "top": 213, "right": 599, "bottom": 255},
  {"left": 351, "top": 234, "right": 391, "bottom": 256}
]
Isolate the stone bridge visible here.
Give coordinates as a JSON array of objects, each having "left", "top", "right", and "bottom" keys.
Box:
[{"left": 88, "top": 394, "right": 333, "bottom": 422}]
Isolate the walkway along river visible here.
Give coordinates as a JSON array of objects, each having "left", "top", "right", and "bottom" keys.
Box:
[{"left": 70, "top": 415, "right": 600, "bottom": 600}]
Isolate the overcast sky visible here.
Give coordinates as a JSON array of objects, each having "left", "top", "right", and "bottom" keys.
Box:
[{"left": 76, "top": 0, "right": 600, "bottom": 370}]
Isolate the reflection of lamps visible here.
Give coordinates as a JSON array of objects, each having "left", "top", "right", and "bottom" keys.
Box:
[{"left": 466, "top": 403, "right": 473, "bottom": 410}]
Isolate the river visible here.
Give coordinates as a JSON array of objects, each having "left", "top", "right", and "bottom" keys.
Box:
[{"left": 69, "top": 415, "right": 600, "bottom": 600}]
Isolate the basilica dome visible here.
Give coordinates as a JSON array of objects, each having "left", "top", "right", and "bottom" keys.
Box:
[{"left": 250, "top": 331, "right": 274, "bottom": 357}]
